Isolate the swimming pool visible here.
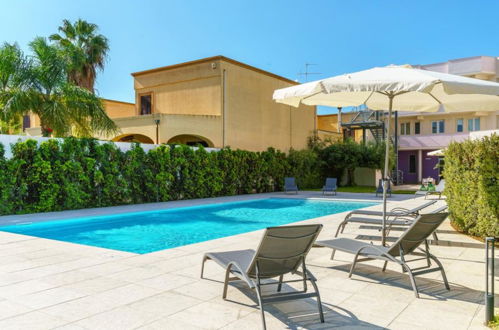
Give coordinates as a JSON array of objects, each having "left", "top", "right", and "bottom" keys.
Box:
[{"left": 0, "top": 198, "right": 377, "bottom": 254}]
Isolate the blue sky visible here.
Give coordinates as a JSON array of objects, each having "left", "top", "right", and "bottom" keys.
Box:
[{"left": 1, "top": 0, "right": 498, "bottom": 114}]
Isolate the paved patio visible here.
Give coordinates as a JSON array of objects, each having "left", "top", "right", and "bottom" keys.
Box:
[{"left": 0, "top": 192, "right": 495, "bottom": 329}]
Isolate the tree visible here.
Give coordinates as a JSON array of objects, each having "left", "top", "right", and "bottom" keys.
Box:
[
  {"left": 320, "top": 139, "right": 362, "bottom": 186},
  {"left": 1, "top": 38, "right": 117, "bottom": 137},
  {"left": 0, "top": 43, "right": 30, "bottom": 132},
  {"left": 49, "top": 19, "right": 109, "bottom": 93}
]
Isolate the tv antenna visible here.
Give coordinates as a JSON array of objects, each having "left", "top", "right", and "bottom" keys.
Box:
[{"left": 297, "top": 63, "right": 321, "bottom": 82}]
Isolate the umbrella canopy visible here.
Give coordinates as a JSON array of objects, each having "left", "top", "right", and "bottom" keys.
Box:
[
  {"left": 273, "top": 65, "right": 499, "bottom": 245},
  {"left": 428, "top": 149, "right": 445, "bottom": 156},
  {"left": 273, "top": 65, "right": 499, "bottom": 111}
]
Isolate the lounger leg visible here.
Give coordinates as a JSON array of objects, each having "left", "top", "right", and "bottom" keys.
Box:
[
  {"left": 428, "top": 253, "right": 450, "bottom": 290},
  {"left": 382, "top": 261, "right": 388, "bottom": 272},
  {"left": 222, "top": 265, "right": 233, "bottom": 299},
  {"left": 334, "top": 223, "right": 343, "bottom": 237},
  {"left": 340, "top": 222, "right": 347, "bottom": 234},
  {"left": 200, "top": 255, "right": 210, "bottom": 278},
  {"left": 432, "top": 231, "right": 439, "bottom": 243},
  {"left": 308, "top": 276, "right": 325, "bottom": 323},
  {"left": 330, "top": 249, "right": 336, "bottom": 260},
  {"left": 255, "top": 281, "right": 267, "bottom": 330},
  {"left": 348, "top": 254, "right": 360, "bottom": 278},
  {"left": 402, "top": 264, "right": 420, "bottom": 298},
  {"left": 277, "top": 275, "right": 283, "bottom": 292}
]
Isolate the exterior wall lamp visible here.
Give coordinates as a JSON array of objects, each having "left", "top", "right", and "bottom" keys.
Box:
[{"left": 154, "top": 119, "right": 160, "bottom": 144}]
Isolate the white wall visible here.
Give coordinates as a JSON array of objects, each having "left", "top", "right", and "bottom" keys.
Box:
[
  {"left": 0, "top": 134, "right": 218, "bottom": 159},
  {"left": 469, "top": 129, "right": 499, "bottom": 140}
]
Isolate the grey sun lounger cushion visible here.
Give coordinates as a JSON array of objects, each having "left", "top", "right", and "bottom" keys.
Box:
[
  {"left": 321, "top": 238, "right": 390, "bottom": 256},
  {"left": 343, "top": 217, "right": 412, "bottom": 226},
  {"left": 322, "top": 178, "right": 337, "bottom": 195},
  {"left": 335, "top": 200, "right": 438, "bottom": 238},
  {"left": 284, "top": 177, "right": 298, "bottom": 194},
  {"left": 201, "top": 224, "right": 324, "bottom": 329},
  {"left": 205, "top": 249, "right": 255, "bottom": 276},
  {"left": 316, "top": 212, "right": 450, "bottom": 298},
  {"left": 347, "top": 200, "right": 437, "bottom": 217}
]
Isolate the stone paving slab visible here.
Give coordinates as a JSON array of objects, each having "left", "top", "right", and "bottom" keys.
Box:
[{"left": 0, "top": 191, "right": 496, "bottom": 329}]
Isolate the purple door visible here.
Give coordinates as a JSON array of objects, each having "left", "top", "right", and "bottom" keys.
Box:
[
  {"left": 422, "top": 150, "right": 440, "bottom": 182},
  {"left": 398, "top": 150, "right": 418, "bottom": 184}
]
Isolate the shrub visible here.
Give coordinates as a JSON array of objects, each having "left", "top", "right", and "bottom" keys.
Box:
[
  {"left": 0, "top": 139, "right": 308, "bottom": 215},
  {"left": 0, "top": 136, "right": 390, "bottom": 215},
  {"left": 287, "top": 149, "right": 323, "bottom": 189},
  {"left": 444, "top": 135, "right": 498, "bottom": 238}
]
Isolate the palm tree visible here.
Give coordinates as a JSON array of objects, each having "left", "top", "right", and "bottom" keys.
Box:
[
  {"left": 1, "top": 38, "right": 117, "bottom": 137},
  {"left": 0, "top": 43, "right": 30, "bottom": 132},
  {"left": 49, "top": 19, "right": 109, "bottom": 93}
]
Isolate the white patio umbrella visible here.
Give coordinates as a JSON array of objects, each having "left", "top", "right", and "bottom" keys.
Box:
[
  {"left": 428, "top": 149, "right": 445, "bottom": 156},
  {"left": 273, "top": 65, "right": 499, "bottom": 245}
]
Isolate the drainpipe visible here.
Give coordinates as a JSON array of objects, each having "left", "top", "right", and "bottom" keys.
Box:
[
  {"left": 418, "top": 149, "right": 423, "bottom": 182},
  {"left": 289, "top": 106, "right": 292, "bottom": 148},
  {"left": 222, "top": 69, "right": 227, "bottom": 147}
]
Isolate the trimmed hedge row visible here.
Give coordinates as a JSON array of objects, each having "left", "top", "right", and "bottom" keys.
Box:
[
  {"left": 444, "top": 134, "right": 499, "bottom": 238},
  {"left": 0, "top": 137, "right": 387, "bottom": 216},
  {"left": 0, "top": 138, "right": 289, "bottom": 215}
]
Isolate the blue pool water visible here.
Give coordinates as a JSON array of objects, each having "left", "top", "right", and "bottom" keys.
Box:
[{"left": 0, "top": 198, "right": 376, "bottom": 254}]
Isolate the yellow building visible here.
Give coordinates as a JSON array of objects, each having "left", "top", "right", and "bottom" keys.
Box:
[
  {"left": 108, "top": 56, "right": 317, "bottom": 150},
  {"left": 25, "top": 56, "right": 316, "bottom": 151}
]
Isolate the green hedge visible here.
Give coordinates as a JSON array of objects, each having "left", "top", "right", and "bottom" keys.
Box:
[
  {"left": 444, "top": 134, "right": 498, "bottom": 238},
  {"left": 0, "top": 138, "right": 290, "bottom": 215},
  {"left": 0, "top": 137, "right": 387, "bottom": 215}
]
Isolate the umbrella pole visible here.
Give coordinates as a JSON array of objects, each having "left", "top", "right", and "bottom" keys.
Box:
[{"left": 382, "top": 95, "right": 394, "bottom": 246}]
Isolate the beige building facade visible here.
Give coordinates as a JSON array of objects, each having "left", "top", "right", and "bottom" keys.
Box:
[
  {"left": 108, "top": 56, "right": 316, "bottom": 151},
  {"left": 25, "top": 56, "right": 316, "bottom": 152}
]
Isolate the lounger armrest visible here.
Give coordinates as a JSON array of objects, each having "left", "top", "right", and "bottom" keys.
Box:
[{"left": 226, "top": 261, "right": 254, "bottom": 288}]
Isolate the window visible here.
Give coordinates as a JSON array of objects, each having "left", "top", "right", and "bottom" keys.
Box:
[
  {"left": 414, "top": 122, "right": 420, "bottom": 135},
  {"left": 468, "top": 118, "right": 480, "bottom": 131},
  {"left": 140, "top": 94, "right": 152, "bottom": 115},
  {"left": 431, "top": 120, "right": 445, "bottom": 134},
  {"left": 456, "top": 119, "right": 464, "bottom": 132},
  {"left": 400, "top": 122, "right": 410, "bottom": 135},
  {"left": 22, "top": 115, "right": 31, "bottom": 131},
  {"left": 409, "top": 155, "right": 416, "bottom": 173}
]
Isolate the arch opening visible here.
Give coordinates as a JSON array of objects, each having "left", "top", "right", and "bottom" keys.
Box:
[
  {"left": 167, "top": 134, "right": 214, "bottom": 148},
  {"left": 113, "top": 133, "right": 155, "bottom": 144}
]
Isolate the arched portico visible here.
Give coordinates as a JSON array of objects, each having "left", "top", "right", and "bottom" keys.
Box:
[
  {"left": 167, "top": 134, "right": 214, "bottom": 147},
  {"left": 113, "top": 133, "right": 155, "bottom": 144}
]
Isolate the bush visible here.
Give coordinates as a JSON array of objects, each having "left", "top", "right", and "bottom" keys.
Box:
[
  {"left": 318, "top": 139, "right": 390, "bottom": 186},
  {"left": 0, "top": 139, "right": 296, "bottom": 215},
  {"left": 287, "top": 149, "right": 323, "bottom": 189},
  {"left": 444, "top": 135, "right": 498, "bottom": 238},
  {"left": 0, "top": 136, "right": 390, "bottom": 215}
]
